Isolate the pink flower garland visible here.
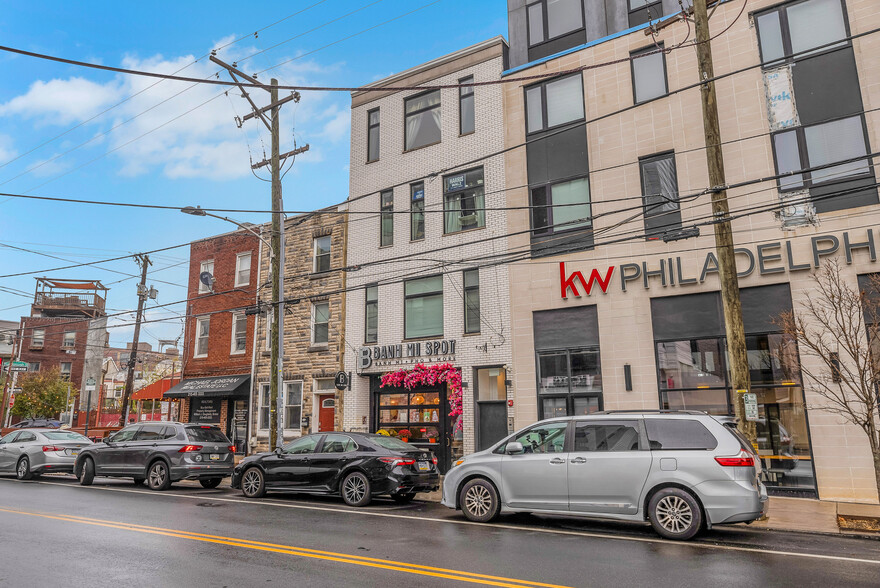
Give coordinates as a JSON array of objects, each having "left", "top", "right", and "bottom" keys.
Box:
[{"left": 380, "top": 363, "right": 463, "bottom": 430}]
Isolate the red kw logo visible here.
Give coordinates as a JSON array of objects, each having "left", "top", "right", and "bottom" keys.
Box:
[{"left": 559, "top": 262, "right": 615, "bottom": 299}]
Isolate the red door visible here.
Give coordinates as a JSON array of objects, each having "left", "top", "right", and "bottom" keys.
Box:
[{"left": 318, "top": 394, "right": 335, "bottom": 432}]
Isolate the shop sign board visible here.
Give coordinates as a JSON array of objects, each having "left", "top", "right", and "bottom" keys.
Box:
[
  {"left": 358, "top": 339, "right": 457, "bottom": 372},
  {"left": 559, "top": 230, "right": 880, "bottom": 299},
  {"left": 190, "top": 398, "right": 222, "bottom": 423},
  {"left": 334, "top": 371, "right": 349, "bottom": 391}
]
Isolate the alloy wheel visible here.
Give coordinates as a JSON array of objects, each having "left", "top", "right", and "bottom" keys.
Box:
[
  {"left": 655, "top": 495, "right": 694, "bottom": 534},
  {"left": 149, "top": 463, "right": 167, "bottom": 488},
  {"left": 464, "top": 484, "right": 492, "bottom": 518},
  {"left": 242, "top": 470, "right": 262, "bottom": 496},
  {"left": 343, "top": 475, "right": 366, "bottom": 504},
  {"left": 17, "top": 459, "right": 28, "bottom": 479}
]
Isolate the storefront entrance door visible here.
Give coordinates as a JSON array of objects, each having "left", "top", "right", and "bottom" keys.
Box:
[
  {"left": 475, "top": 367, "right": 508, "bottom": 451},
  {"left": 318, "top": 395, "right": 335, "bottom": 432}
]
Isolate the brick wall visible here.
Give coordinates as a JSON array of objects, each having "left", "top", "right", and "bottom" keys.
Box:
[{"left": 17, "top": 316, "right": 97, "bottom": 392}]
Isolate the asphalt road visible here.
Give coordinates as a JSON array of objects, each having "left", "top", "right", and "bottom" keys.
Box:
[{"left": 0, "top": 475, "right": 877, "bottom": 588}]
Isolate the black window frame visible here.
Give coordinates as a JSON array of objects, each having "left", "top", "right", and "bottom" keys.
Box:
[
  {"left": 524, "top": 72, "right": 585, "bottom": 136},
  {"left": 410, "top": 182, "right": 425, "bottom": 241},
  {"left": 443, "top": 167, "right": 486, "bottom": 234},
  {"left": 529, "top": 175, "right": 592, "bottom": 236},
  {"left": 753, "top": 0, "right": 851, "bottom": 66},
  {"left": 463, "top": 268, "right": 480, "bottom": 335},
  {"left": 380, "top": 189, "right": 393, "bottom": 247},
  {"left": 630, "top": 43, "right": 669, "bottom": 105},
  {"left": 639, "top": 151, "right": 682, "bottom": 240},
  {"left": 628, "top": 0, "right": 663, "bottom": 28},
  {"left": 366, "top": 107, "right": 380, "bottom": 163},
  {"left": 404, "top": 89, "right": 441, "bottom": 152},
  {"left": 526, "top": 0, "right": 586, "bottom": 48},
  {"left": 459, "top": 75, "right": 475, "bottom": 136},
  {"left": 364, "top": 283, "right": 378, "bottom": 344},
  {"left": 403, "top": 274, "right": 444, "bottom": 340},
  {"left": 536, "top": 346, "right": 603, "bottom": 419}
]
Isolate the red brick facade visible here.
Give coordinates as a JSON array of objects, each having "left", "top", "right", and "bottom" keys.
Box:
[{"left": 17, "top": 315, "right": 96, "bottom": 388}]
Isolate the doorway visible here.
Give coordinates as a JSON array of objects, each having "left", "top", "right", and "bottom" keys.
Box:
[
  {"left": 317, "top": 394, "right": 336, "bottom": 432},
  {"left": 475, "top": 367, "right": 508, "bottom": 451}
]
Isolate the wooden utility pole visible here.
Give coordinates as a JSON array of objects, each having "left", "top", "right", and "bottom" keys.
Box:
[
  {"left": 119, "top": 253, "right": 151, "bottom": 426},
  {"left": 693, "top": 0, "right": 755, "bottom": 443},
  {"left": 210, "top": 56, "right": 303, "bottom": 451}
]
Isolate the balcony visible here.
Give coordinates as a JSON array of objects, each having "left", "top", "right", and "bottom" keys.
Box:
[{"left": 32, "top": 278, "right": 107, "bottom": 318}]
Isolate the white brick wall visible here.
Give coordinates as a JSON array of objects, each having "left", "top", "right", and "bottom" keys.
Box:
[{"left": 343, "top": 44, "right": 512, "bottom": 459}]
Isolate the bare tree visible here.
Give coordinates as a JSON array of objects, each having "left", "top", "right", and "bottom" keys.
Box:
[{"left": 777, "top": 259, "right": 880, "bottom": 498}]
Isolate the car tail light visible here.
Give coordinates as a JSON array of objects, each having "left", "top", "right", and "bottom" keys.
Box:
[
  {"left": 41, "top": 445, "right": 63, "bottom": 452},
  {"left": 431, "top": 456, "right": 438, "bottom": 465},
  {"left": 715, "top": 450, "right": 755, "bottom": 467},
  {"left": 178, "top": 445, "right": 203, "bottom": 453},
  {"left": 379, "top": 457, "right": 416, "bottom": 466}
]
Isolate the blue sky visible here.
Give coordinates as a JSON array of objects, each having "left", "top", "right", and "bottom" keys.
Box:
[{"left": 0, "top": 0, "right": 507, "bottom": 348}]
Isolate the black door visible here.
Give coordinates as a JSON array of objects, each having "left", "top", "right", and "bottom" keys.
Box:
[
  {"left": 475, "top": 367, "right": 509, "bottom": 451},
  {"left": 264, "top": 435, "right": 320, "bottom": 487},
  {"left": 308, "top": 433, "right": 357, "bottom": 490}
]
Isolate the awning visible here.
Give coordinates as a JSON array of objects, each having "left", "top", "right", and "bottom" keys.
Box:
[
  {"left": 164, "top": 374, "right": 250, "bottom": 399},
  {"left": 44, "top": 279, "right": 105, "bottom": 290},
  {"left": 132, "top": 375, "right": 181, "bottom": 401}
]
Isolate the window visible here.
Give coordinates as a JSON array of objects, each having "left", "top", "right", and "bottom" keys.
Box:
[
  {"left": 134, "top": 425, "right": 166, "bottom": 441},
  {"left": 31, "top": 329, "right": 44, "bottom": 348},
  {"left": 320, "top": 434, "right": 357, "bottom": 453},
  {"left": 404, "top": 90, "right": 441, "bottom": 151},
  {"left": 380, "top": 190, "right": 393, "bottom": 247},
  {"left": 364, "top": 284, "right": 378, "bottom": 344},
  {"left": 628, "top": 0, "right": 662, "bottom": 28},
  {"left": 463, "top": 269, "right": 480, "bottom": 334},
  {"left": 312, "top": 302, "right": 330, "bottom": 345},
  {"left": 62, "top": 331, "right": 75, "bottom": 348},
  {"left": 109, "top": 427, "right": 139, "bottom": 443},
  {"left": 404, "top": 276, "right": 443, "bottom": 339},
  {"left": 185, "top": 426, "right": 227, "bottom": 442},
  {"left": 506, "top": 422, "right": 568, "bottom": 454},
  {"left": 537, "top": 348, "right": 602, "bottom": 418},
  {"left": 525, "top": 74, "right": 584, "bottom": 134},
  {"left": 531, "top": 177, "right": 591, "bottom": 235},
  {"left": 574, "top": 421, "right": 641, "bottom": 452},
  {"left": 367, "top": 108, "right": 380, "bottom": 162},
  {"left": 477, "top": 367, "right": 506, "bottom": 401},
  {"left": 410, "top": 183, "right": 425, "bottom": 241},
  {"left": 27, "top": 362, "right": 39, "bottom": 372},
  {"left": 755, "top": 0, "right": 847, "bottom": 64},
  {"left": 199, "top": 260, "right": 214, "bottom": 293},
  {"left": 235, "top": 252, "right": 251, "bottom": 287},
  {"left": 231, "top": 312, "right": 247, "bottom": 354},
  {"left": 283, "top": 435, "right": 317, "bottom": 454},
  {"left": 444, "top": 168, "right": 485, "bottom": 233},
  {"left": 640, "top": 153, "right": 681, "bottom": 239},
  {"left": 195, "top": 317, "right": 209, "bottom": 357},
  {"left": 459, "top": 76, "right": 474, "bottom": 135},
  {"left": 60, "top": 362, "right": 72, "bottom": 381},
  {"left": 377, "top": 389, "right": 443, "bottom": 443},
  {"left": 259, "top": 381, "right": 303, "bottom": 430},
  {"left": 526, "top": 0, "right": 584, "bottom": 46},
  {"left": 313, "top": 236, "right": 331, "bottom": 273},
  {"left": 631, "top": 45, "right": 668, "bottom": 104},
  {"left": 645, "top": 419, "right": 718, "bottom": 450}
]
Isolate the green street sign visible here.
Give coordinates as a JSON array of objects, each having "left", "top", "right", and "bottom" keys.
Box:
[{"left": 10, "top": 361, "right": 27, "bottom": 372}]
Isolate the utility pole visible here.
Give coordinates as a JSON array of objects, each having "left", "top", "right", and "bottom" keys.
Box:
[
  {"left": 119, "top": 253, "right": 152, "bottom": 426},
  {"left": 693, "top": 0, "right": 755, "bottom": 443},
  {"left": 210, "top": 55, "right": 305, "bottom": 451}
]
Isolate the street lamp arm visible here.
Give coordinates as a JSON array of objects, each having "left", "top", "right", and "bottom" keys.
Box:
[{"left": 181, "top": 206, "right": 272, "bottom": 253}]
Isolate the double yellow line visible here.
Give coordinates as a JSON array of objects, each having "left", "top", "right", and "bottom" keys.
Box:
[{"left": 0, "top": 507, "right": 572, "bottom": 588}]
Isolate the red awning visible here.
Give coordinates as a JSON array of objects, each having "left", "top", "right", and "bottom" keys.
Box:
[
  {"left": 43, "top": 280, "right": 104, "bottom": 290},
  {"left": 132, "top": 375, "right": 182, "bottom": 401}
]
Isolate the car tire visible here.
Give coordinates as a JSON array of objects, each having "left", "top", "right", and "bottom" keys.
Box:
[
  {"left": 133, "top": 477, "right": 146, "bottom": 486},
  {"left": 648, "top": 487, "right": 703, "bottom": 540},
  {"left": 391, "top": 492, "right": 417, "bottom": 504},
  {"left": 79, "top": 458, "right": 95, "bottom": 486},
  {"left": 200, "top": 478, "right": 223, "bottom": 489},
  {"left": 459, "top": 478, "right": 500, "bottom": 523},
  {"left": 16, "top": 457, "right": 33, "bottom": 481},
  {"left": 341, "top": 471, "right": 371, "bottom": 507},
  {"left": 241, "top": 467, "right": 266, "bottom": 498},
  {"left": 147, "top": 460, "right": 172, "bottom": 491}
]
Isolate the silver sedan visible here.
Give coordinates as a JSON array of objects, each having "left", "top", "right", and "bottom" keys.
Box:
[{"left": 0, "top": 428, "right": 93, "bottom": 480}]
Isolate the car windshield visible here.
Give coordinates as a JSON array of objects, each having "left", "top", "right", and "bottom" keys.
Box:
[
  {"left": 42, "top": 431, "right": 90, "bottom": 442},
  {"left": 371, "top": 436, "right": 417, "bottom": 451},
  {"left": 185, "top": 426, "right": 229, "bottom": 443}
]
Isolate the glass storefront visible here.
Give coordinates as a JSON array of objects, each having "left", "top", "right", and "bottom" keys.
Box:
[{"left": 537, "top": 347, "right": 603, "bottom": 418}]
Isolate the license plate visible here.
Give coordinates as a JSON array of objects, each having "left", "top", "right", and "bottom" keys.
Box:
[
  {"left": 209, "top": 453, "right": 221, "bottom": 461},
  {"left": 69, "top": 450, "right": 79, "bottom": 457},
  {"left": 417, "top": 461, "right": 429, "bottom": 471}
]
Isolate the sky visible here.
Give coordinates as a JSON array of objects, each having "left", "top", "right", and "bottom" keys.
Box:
[{"left": 0, "top": 0, "right": 507, "bottom": 349}]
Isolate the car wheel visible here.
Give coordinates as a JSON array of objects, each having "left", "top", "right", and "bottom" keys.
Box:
[
  {"left": 199, "top": 478, "right": 223, "bottom": 489},
  {"left": 147, "top": 461, "right": 172, "bottom": 491},
  {"left": 341, "top": 471, "right": 371, "bottom": 507},
  {"left": 79, "top": 458, "right": 95, "bottom": 486},
  {"left": 16, "top": 457, "right": 33, "bottom": 481},
  {"left": 391, "top": 492, "right": 417, "bottom": 504},
  {"left": 241, "top": 467, "right": 266, "bottom": 498},
  {"left": 648, "top": 487, "right": 703, "bottom": 540},
  {"left": 459, "top": 478, "right": 500, "bottom": 523},
  {"left": 133, "top": 477, "right": 146, "bottom": 486}
]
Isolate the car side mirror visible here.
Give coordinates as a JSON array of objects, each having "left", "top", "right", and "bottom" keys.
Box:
[
  {"left": 274, "top": 446, "right": 282, "bottom": 454},
  {"left": 506, "top": 441, "right": 524, "bottom": 455}
]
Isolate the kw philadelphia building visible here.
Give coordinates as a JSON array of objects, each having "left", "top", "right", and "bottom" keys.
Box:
[{"left": 502, "top": 0, "right": 880, "bottom": 502}]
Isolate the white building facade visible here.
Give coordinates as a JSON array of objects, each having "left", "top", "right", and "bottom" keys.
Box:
[{"left": 343, "top": 37, "right": 513, "bottom": 473}]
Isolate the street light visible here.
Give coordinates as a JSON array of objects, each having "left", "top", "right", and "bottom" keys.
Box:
[{"left": 181, "top": 205, "right": 285, "bottom": 451}]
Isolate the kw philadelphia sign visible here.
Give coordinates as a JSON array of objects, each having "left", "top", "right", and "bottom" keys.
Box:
[
  {"left": 358, "top": 339, "right": 457, "bottom": 372},
  {"left": 560, "top": 230, "right": 878, "bottom": 299}
]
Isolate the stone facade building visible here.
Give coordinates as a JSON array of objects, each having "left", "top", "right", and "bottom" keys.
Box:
[{"left": 343, "top": 37, "right": 513, "bottom": 473}]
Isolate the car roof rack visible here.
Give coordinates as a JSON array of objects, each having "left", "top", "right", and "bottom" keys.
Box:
[{"left": 593, "top": 409, "right": 708, "bottom": 415}]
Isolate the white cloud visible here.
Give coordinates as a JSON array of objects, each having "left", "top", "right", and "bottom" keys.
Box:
[
  {"left": 321, "top": 108, "right": 350, "bottom": 143},
  {"left": 0, "top": 77, "right": 124, "bottom": 124},
  {"left": 0, "top": 134, "right": 16, "bottom": 163}
]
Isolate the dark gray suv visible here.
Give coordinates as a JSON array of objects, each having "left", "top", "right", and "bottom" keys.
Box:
[{"left": 74, "top": 422, "right": 235, "bottom": 491}]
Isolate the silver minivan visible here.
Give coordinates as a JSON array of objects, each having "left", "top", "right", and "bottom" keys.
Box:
[{"left": 441, "top": 411, "right": 768, "bottom": 540}]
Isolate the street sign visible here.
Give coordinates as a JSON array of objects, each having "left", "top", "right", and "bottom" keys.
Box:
[
  {"left": 334, "top": 371, "right": 349, "bottom": 391},
  {"left": 9, "top": 361, "right": 27, "bottom": 372},
  {"left": 743, "top": 392, "right": 759, "bottom": 422},
  {"left": 85, "top": 377, "right": 96, "bottom": 392}
]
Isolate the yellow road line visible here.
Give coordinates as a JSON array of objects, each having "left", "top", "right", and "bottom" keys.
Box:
[{"left": 0, "top": 507, "right": 572, "bottom": 588}]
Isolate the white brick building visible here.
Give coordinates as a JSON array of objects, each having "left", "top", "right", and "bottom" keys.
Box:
[{"left": 342, "top": 37, "right": 512, "bottom": 472}]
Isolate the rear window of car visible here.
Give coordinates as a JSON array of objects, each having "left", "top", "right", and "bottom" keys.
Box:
[
  {"left": 724, "top": 424, "right": 757, "bottom": 454},
  {"left": 372, "top": 436, "right": 417, "bottom": 451},
  {"left": 645, "top": 419, "right": 718, "bottom": 450},
  {"left": 43, "top": 432, "right": 90, "bottom": 442},
  {"left": 185, "top": 426, "right": 229, "bottom": 443}
]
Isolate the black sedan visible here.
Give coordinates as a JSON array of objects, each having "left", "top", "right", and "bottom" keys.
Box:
[{"left": 231, "top": 432, "right": 439, "bottom": 506}]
